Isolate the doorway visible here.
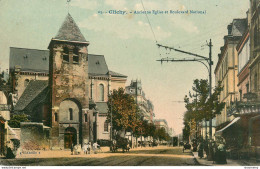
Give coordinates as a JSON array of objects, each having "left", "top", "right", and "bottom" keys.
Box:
[{"left": 64, "top": 127, "right": 77, "bottom": 149}]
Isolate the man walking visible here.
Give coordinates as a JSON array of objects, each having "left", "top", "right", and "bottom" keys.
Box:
[{"left": 70, "top": 143, "right": 74, "bottom": 155}]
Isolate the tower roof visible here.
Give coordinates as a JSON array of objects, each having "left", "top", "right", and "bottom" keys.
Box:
[{"left": 53, "top": 13, "right": 87, "bottom": 43}]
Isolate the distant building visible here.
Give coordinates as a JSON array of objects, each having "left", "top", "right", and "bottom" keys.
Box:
[
  {"left": 154, "top": 119, "right": 168, "bottom": 133},
  {"left": 125, "top": 80, "right": 154, "bottom": 123}
]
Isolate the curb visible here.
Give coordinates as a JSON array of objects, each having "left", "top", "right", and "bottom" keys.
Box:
[{"left": 191, "top": 151, "right": 210, "bottom": 166}]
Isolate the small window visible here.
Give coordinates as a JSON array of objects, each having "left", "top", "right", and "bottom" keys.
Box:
[
  {"left": 69, "top": 108, "right": 73, "bottom": 120},
  {"left": 246, "top": 83, "right": 249, "bottom": 93},
  {"left": 84, "top": 114, "right": 88, "bottom": 122},
  {"left": 73, "top": 47, "right": 79, "bottom": 63},
  {"left": 73, "top": 55, "right": 79, "bottom": 63},
  {"left": 24, "top": 79, "right": 29, "bottom": 87},
  {"left": 104, "top": 122, "right": 108, "bottom": 132},
  {"left": 99, "top": 84, "right": 104, "bottom": 101},
  {"left": 63, "top": 47, "right": 69, "bottom": 62},
  {"left": 54, "top": 113, "right": 58, "bottom": 122}
]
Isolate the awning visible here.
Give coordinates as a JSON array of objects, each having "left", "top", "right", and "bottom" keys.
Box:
[{"left": 215, "top": 117, "right": 240, "bottom": 136}]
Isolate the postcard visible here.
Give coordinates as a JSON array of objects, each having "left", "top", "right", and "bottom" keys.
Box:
[{"left": 0, "top": 0, "right": 259, "bottom": 168}]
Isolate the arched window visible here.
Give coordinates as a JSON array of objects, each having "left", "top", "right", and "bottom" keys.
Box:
[
  {"left": 73, "top": 47, "right": 79, "bottom": 63},
  {"left": 90, "top": 84, "right": 93, "bottom": 99},
  {"left": 54, "top": 113, "right": 58, "bottom": 122},
  {"left": 63, "top": 47, "right": 69, "bottom": 62},
  {"left": 24, "top": 79, "right": 29, "bottom": 87},
  {"left": 69, "top": 108, "right": 73, "bottom": 120},
  {"left": 84, "top": 114, "right": 88, "bottom": 122},
  {"left": 104, "top": 122, "right": 108, "bottom": 132},
  {"left": 99, "top": 84, "right": 104, "bottom": 101}
]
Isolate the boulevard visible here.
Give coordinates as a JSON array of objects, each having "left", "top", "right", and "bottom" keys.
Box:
[{"left": 0, "top": 147, "right": 199, "bottom": 166}]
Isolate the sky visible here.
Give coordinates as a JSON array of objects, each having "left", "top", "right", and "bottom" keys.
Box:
[{"left": 0, "top": 0, "right": 249, "bottom": 135}]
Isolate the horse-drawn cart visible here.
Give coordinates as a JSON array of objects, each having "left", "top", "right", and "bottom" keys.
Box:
[{"left": 110, "top": 137, "right": 130, "bottom": 153}]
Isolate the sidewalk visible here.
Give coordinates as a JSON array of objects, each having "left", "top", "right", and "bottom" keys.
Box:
[{"left": 192, "top": 151, "right": 260, "bottom": 166}]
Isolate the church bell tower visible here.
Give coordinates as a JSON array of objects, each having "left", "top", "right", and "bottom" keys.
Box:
[{"left": 48, "top": 13, "right": 93, "bottom": 149}]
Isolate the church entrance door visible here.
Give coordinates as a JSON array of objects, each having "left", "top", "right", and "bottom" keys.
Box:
[{"left": 64, "top": 127, "right": 77, "bottom": 149}]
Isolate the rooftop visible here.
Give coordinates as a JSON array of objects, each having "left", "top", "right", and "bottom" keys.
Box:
[
  {"left": 53, "top": 13, "right": 87, "bottom": 43},
  {"left": 14, "top": 80, "right": 49, "bottom": 111},
  {"left": 9, "top": 47, "right": 125, "bottom": 77},
  {"left": 9, "top": 47, "right": 49, "bottom": 73}
]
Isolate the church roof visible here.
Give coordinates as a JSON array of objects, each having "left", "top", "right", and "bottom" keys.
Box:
[
  {"left": 9, "top": 47, "right": 127, "bottom": 78},
  {"left": 9, "top": 47, "right": 49, "bottom": 73},
  {"left": 109, "top": 70, "right": 127, "bottom": 78},
  {"left": 88, "top": 54, "right": 109, "bottom": 76},
  {"left": 53, "top": 13, "right": 87, "bottom": 43},
  {"left": 14, "top": 80, "right": 49, "bottom": 111}
]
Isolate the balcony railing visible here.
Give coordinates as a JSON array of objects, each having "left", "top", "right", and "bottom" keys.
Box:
[{"left": 227, "top": 101, "right": 260, "bottom": 116}]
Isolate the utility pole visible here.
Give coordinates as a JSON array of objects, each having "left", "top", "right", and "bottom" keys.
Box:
[
  {"left": 110, "top": 92, "right": 113, "bottom": 141},
  {"left": 208, "top": 39, "right": 213, "bottom": 161},
  {"left": 157, "top": 39, "right": 214, "bottom": 161}
]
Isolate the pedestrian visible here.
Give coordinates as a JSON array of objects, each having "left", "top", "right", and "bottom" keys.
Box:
[
  {"left": 83, "top": 143, "right": 87, "bottom": 155},
  {"left": 216, "top": 143, "right": 227, "bottom": 164},
  {"left": 70, "top": 143, "right": 74, "bottom": 155},
  {"left": 204, "top": 141, "right": 209, "bottom": 157},
  {"left": 88, "top": 142, "right": 92, "bottom": 154},
  {"left": 93, "top": 142, "right": 99, "bottom": 154},
  {"left": 73, "top": 144, "right": 78, "bottom": 155},
  {"left": 198, "top": 142, "right": 204, "bottom": 159},
  {"left": 212, "top": 141, "right": 217, "bottom": 164}
]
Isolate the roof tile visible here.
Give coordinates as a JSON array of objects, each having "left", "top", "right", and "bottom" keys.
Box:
[{"left": 54, "top": 13, "right": 87, "bottom": 42}]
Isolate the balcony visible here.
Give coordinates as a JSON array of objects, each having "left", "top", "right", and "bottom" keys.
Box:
[{"left": 227, "top": 101, "right": 260, "bottom": 116}]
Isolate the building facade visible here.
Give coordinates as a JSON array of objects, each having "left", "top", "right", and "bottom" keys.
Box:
[
  {"left": 249, "top": 0, "right": 260, "bottom": 100},
  {"left": 125, "top": 80, "right": 154, "bottom": 123},
  {"left": 214, "top": 18, "right": 247, "bottom": 126},
  {"left": 88, "top": 54, "right": 127, "bottom": 141}
]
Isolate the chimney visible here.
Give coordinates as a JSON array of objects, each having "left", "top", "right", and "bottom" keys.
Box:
[{"left": 227, "top": 24, "right": 232, "bottom": 35}]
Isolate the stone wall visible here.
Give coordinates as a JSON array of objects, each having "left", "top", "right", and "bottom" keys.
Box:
[{"left": 20, "top": 122, "right": 50, "bottom": 150}]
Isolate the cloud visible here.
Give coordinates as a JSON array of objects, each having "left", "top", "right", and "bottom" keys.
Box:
[
  {"left": 134, "top": 0, "right": 183, "bottom": 11},
  {"left": 133, "top": 0, "right": 198, "bottom": 34},
  {"left": 170, "top": 16, "right": 199, "bottom": 34},
  {"left": 70, "top": 0, "right": 98, "bottom": 10},
  {"left": 75, "top": 0, "right": 198, "bottom": 39},
  {"left": 78, "top": 14, "right": 171, "bottom": 41},
  {"left": 105, "top": 0, "right": 126, "bottom": 9}
]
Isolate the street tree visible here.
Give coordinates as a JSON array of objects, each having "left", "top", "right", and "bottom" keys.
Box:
[
  {"left": 183, "top": 79, "right": 225, "bottom": 140},
  {"left": 107, "top": 88, "right": 139, "bottom": 135}
]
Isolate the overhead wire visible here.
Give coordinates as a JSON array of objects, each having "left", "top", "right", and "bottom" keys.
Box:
[{"left": 140, "top": 0, "right": 157, "bottom": 44}]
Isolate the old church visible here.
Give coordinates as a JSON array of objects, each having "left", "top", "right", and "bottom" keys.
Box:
[{"left": 10, "top": 14, "right": 127, "bottom": 149}]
